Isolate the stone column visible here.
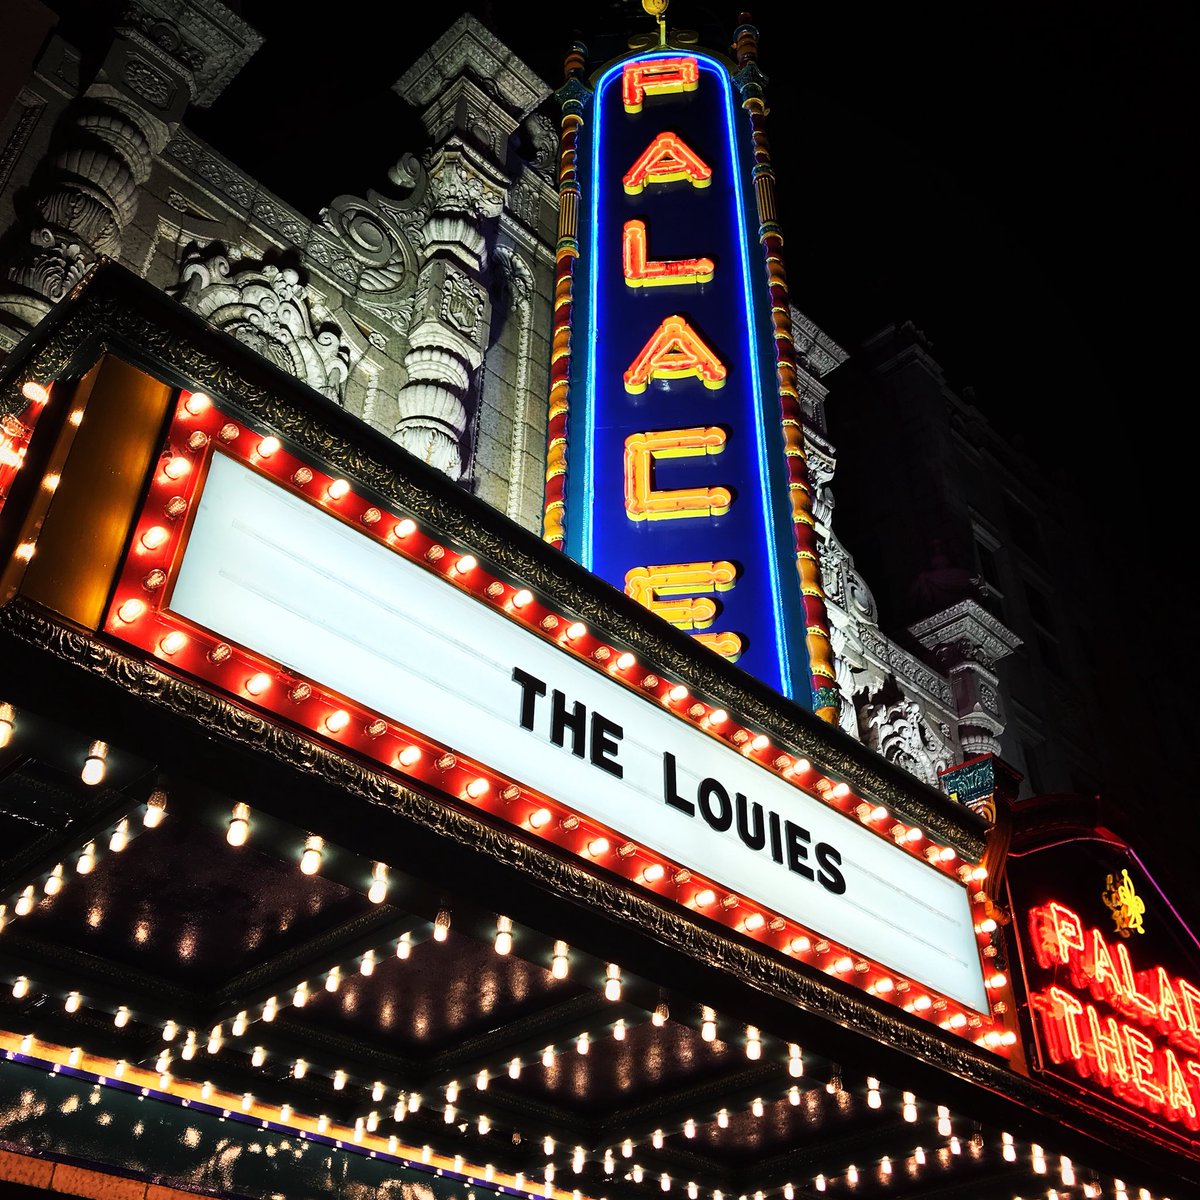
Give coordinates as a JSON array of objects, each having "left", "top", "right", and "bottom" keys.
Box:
[
  {"left": 0, "top": 0, "right": 260, "bottom": 342},
  {"left": 391, "top": 15, "right": 547, "bottom": 481},
  {"left": 909, "top": 599, "right": 1022, "bottom": 756}
]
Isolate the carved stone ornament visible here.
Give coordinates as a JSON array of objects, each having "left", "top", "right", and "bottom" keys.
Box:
[
  {"left": 119, "top": 0, "right": 263, "bottom": 107},
  {"left": 123, "top": 56, "right": 175, "bottom": 107},
  {"left": 439, "top": 265, "right": 484, "bottom": 341},
  {"left": 172, "top": 247, "right": 351, "bottom": 402},
  {"left": 860, "top": 698, "right": 954, "bottom": 789}
]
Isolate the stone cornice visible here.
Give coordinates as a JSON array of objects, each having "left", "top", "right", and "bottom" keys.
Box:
[
  {"left": 909, "top": 599, "right": 1023, "bottom": 667},
  {"left": 393, "top": 14, "right": 550, "bottom": 122}
]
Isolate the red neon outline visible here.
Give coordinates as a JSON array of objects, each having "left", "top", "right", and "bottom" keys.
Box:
[
  {"left": 623, "top": 132, "right": 713, "bottom": 196},
  {"left": 622, "top": 221, "right": 715, "bottom": 288},
  {"left": 621, "top": 57, "right": 700, "bottom": 113},
  {"left": 623, "top": 315, "right": 726, "bottom": 394}
]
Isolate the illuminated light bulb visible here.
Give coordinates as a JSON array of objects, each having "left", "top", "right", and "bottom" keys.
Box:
[
  {"left": 262, "top": 995, "right": 277, "bottom": 1022},
  {"left": 989, "top": 972, "right": 1007, "bottom": 989},
  {"left": 949, "top": 1136, "right": 962, "bottom": 1155},
  {"left": 745, "top": 1026, "right": 761, "bottom": 1060},
  {"left": 573, "top": 1146, "right": 585, "bottom": 1173},
  {"left": 653, "top": 1000, "right": 669, "bottom": 1026},
  {"left": 325, "top": 708, "right": 350, "bottom": 733},
  {"left": 668, "top": 684, "right": 688, "bottom": 703},
  {"left": 542, "top": 1045, "right": 555, "bottom": 1068},
  {"left": 326, "top": 966, "right": 341, "bottom": 992},
  {"left": 292, "top": 1058, "right": 308, "bottom": 1079},
  {"left": 1060, "top": 1156, "right": 1074, "bottom": 1186},
  {"left": 434, "top": 909, "right": 451, "bottom": 941},
  {"left": 542, "top": 1135, "right": 556, "bottom": 1156},
  {"left": 473, "top": 1068, "right": 489, "bottom": 1092},
  {"left": 632, "top": 1166, "right": 644, "bottom": 1184},
  {"left": 642, "top": 863, "right": 665, "bottom": 884},
  {"left": 564, "top": 622, "right": 587, "bottom": 642},
  {"left": 333, "top": 1069, "right": 347, "bottom": 1091},
  {"left": 743, "top": 912, "right": 765, "bottom": 932},
  {"left": 397, "top": 745, "right": 421, "bottom": 768},
  {"left": 701, "top": 1008, "right": 717, "bottom": 1042},
  {"left": 867, "top": 1077, "right": 881, "bottom": 1108},
  {"left": 44, "top": 863, "right": 64, "bottom": 896},
  {"left": 576, "top": 1031, "right": 589, "bottom": 1055},
  {"left": 227, "top": 803, "right": 250, "bottom": 847},
  {"left": 604, "top": 963, "right": 622, "bottom": 1001},
  {"left": 750, "top": 733, "right": 769, "bottom": 751},
  {"left": 613, "top": 1018, "right": 627, "bottom": 1041},
  {"left": 694, "top": 888, "right": 716, "bottom": 908},
  {"left": 880, "top": 1156, "right": 892, "bottom": 1176},
  {"left": 0, "top": 702, "right": 13, "bottom": 748},
  {"left": 551, "top": 940, "right": 569, "bottom": 979},
  {"left": 111, "top": 1004, "right": 131, "bottom": 1027},
  {"left": 293, "top": 981, "right": 308, "bottom": 1007},
  {"left": 300, "top": 835, "right": 323, "bottom": 875},
  {"left": 466, "top": 777, "right": 489, "bottom": 800},
  {"left": 845, "top": 1165, "right": 858, "bottom": 1185},
  {"left": 912, "top": 1145, "right": 926, "bottom": 1166},
  {"left": 397, "top": 933, "right": 412, "bottom": 959},
  {"left": 22, "top": 379, "right": 51, "bottom": 404},
  {"left": 83, "top": 742, "right": 109, "bottom": 785},
  {"left": 394, "top": 518, "right": 416, "bottom": 539},
  {"left": 368, "top": 1081, "right": 385, "bottom": 1105},
  {"left": 478, "top": 1114, "right": 490, "bottom": 1135},
  {"left": 144, "top": 790, "right": 167, "bottom": 828},
  {"left": 14, "top": 541, "right": 35, "bottom": 562},
  {"left": 495, "top": 914, "right": 513, "bottom": 955},
  {"left": 751, "top": 1097, "right": 764, "bottom": 1118},
  {"left": 251, "top": 1045, "right": 266, "bottom": 1067},
  {"left": 73, "top": 841, "right": 96, "bottom": 876},
  {"left": 365, "top": 860, "right": 389, "bottom": 904},
  {"left": 585, "top": 836, "right": 610, "bottom": 857},
  {"left": 181, "top": 1032, "right": 197, "bottom": 1061},
  {"left": 12, "top": 976, "right": 29, "bottom": 999},
  {"left": 510, "top": 588, "right": 533, "bottom": 609},
  {"left": 787, "top": 1086, "right": 800, "bottom": 1105},
  {"left": 162, "top": 456, "right": 190, "bottom": 480},
  {"left": 245, "top": 671, "right": 271, "bottom": 697},
  {"left": 154, "top": 1047, "right": 171, "bottom": 1075},
  {"left": 360, "top": 949, "right": 376, "bottom": 977},
  {"left": 317, "top": 1114, "right": 329, "bottom": 1133},
  {"left": 108, "top": 818, "right": 128, "bottom": 852},
  {"left": 327, "top": 479, "right": 350, "bottom": 500},
  {"left": 529, "top": 807, "right": 552, "bottom": 830},
  {"left": 240, "top": 1092, "right": 253, "bottom": 1112},
  {"left": 207, "top": 1024, "right": 223, "bottom": 1053},
  {"left": 902, "top": 1092, "right": 917, "bottom": 1122},
  {"left": 832, "top": 955, "right": 853, "bottom": 974},
  {"left": 939, "top": 846, "right": 956, "bottom": 862},
  {"left": 509, "top": 1057, "right": 522, "bottom": 1080},
  {"left": 783, "top": 1188, "right": 793, "bottom": 1200},
  {"left": 937, "top": 1106, "right": 951, "bottom": 1137},
  {"left": 257, "top": 436, "right": 280, "bottom": 458},
  {"left": 140, "top": 525, "right": 170, "bottom": 551},
  {"left": 183, "top": 391, "right": 210, "bottom": 415},
  {"left": 652, "top": 1129, "right": 664, "bottom": 1149},
  {"left": 976, "top": 917, "right": 998, "bottom": 934},
  {"left": 913, "top": 994, "right": 932, "bottom": 1012},
  {"left": 683, "top": 1118, "right": 696, "bottom": 1139},
  {"left": 788, "top": 1043, "right": 804, "bottom": 1077}
]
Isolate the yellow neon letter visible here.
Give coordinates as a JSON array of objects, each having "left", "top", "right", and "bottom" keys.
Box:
[
  {"left": 623, "top": 315, "right": 726, "bottom": 393},
  {"left": 622, "top": 58, "right": 700, "bottom": 113},
  {"left": 623, "top": 132, "right": 712, "bottom": 195},
  {"left": 623, "top": 428, "right": 731, "bottom": 522},
  {"left": 622, "top": 221, "right": 714, "bottom": 288},
  {"left": 625, "top": 561, "right": 744, "bottom": 662}
]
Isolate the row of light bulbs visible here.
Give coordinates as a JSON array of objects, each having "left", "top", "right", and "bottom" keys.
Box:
[
  {"left": 0, "top": 791, "right": 165, "bottom": 934},
  {"left": 3, "top": 1021, "right": 1171, "bottom": 1200}
]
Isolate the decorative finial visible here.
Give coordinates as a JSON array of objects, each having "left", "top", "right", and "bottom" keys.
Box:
[{"left": 642, "top": 0, "right": 669, "bottom": 47}]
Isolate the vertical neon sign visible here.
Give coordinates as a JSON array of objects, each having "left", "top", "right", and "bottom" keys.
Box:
[{"left": 561, "top": 49, "right": 810, "bottom": 701}]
